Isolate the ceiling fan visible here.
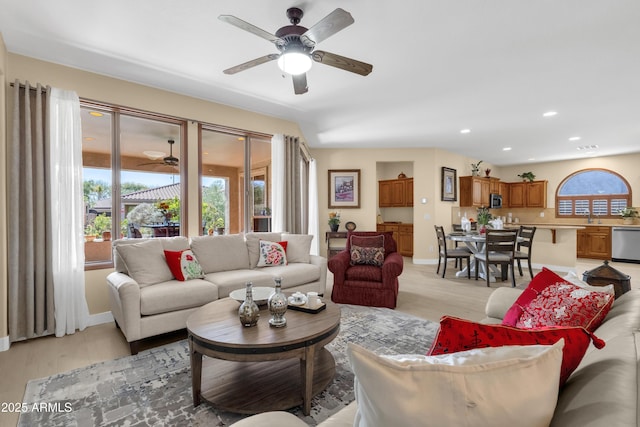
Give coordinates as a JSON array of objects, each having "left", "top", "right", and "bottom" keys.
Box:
[
  {"left": 138, "top": 139, "right": 179, "bottom": 169},
  {"left": 219, "top": 7, "right": 373, "bottom": 94}
]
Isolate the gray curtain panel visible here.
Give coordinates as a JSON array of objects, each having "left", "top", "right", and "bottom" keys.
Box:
[
  {"left": 8, "top": 81, "right": 55, "bottom": 341},
  {"left": 283, "top": 135, "right": 303, "bottom": 234}
]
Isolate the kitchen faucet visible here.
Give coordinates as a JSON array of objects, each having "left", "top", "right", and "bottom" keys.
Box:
[{"left": 584, "top": 209, "right": 593, "bottom": 224}]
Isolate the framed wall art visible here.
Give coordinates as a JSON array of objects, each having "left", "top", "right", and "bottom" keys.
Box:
[
  {"left": 441, "top": 167, "right": 457, "bottom": 202},
  {"left": 328, "top": 169, "right": 360, "bottom": 208}
]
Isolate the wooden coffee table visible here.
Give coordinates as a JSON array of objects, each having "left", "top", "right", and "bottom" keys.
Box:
[{"left": 187, "top": 297, "right": 341, "bottom": 416}]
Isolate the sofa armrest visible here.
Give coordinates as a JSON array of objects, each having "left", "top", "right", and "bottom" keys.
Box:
[
  {"left": 106, "top": 272, "right": 142, "bottom": 341},
  {"left": 309, "top": 254, "right": 328, "bottom": 295},
  {"left": 327, "top": 250, "right": 351, "bottom": 285},
  {"left": 382, "top": 252, "right": 404, "bottom": 281},
  {"left": 484, "top": 287, "right": 522, "bottom": 321}
]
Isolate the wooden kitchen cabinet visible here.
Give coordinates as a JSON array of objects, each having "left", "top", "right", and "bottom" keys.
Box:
[
  {"left": 577, "top": 226, "right": 611, "bottom": 260},
  {"left": 460, "top": 176, "right": 494, "bottom": 207},
  {"left": 379, "top": 178, "right": 413, "bottom": 207},
  {"left": 508, "top": 180, "right": 547, "bottom": 208},
  {"left": 377, "top": 223, "right": 413, "bottom": 256},
  {"left": 499, "top": 182, "right": 510, "bottom": 207}
]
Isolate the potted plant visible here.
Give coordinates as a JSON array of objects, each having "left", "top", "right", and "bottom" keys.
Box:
[
  {"left": 471, "top": 160, "right": 483, "bottom": 176},
  {"left": 619, "top": 207, "right": 638, "bottom": 225},
  {"left": 517, "top": 172, "right": 536, "bottom": 182},
  {"left": 328, "top": 212, "right": 341, "bottom": 232},
  {"left": 476, "top": 207, "right": 492, "bottom": 234},
  {"left": 93, "top": 213, "right": 112, "bottom": 241},
  {"left": 215, "top": 217, "right": 225, "bottom": 235}
]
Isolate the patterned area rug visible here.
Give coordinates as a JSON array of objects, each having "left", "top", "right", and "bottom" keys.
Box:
[{"left": 19, "top": 305, "right": 439, "bottom": 426}]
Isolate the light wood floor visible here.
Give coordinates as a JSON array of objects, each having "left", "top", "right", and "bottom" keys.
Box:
[{"left": 1, "top": 258, "right": 638, "bottom": 427}]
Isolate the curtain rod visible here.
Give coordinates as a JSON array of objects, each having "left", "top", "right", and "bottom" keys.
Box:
[{"left": 9, "top": 81, "right": 49, "bottom": 93}]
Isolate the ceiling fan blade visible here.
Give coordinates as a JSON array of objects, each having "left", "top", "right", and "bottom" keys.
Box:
[
  {"left": 311, "top": 50, "right": 373, "bottom": 76},
  {"left": 223, "top": 53, "right": 280, "bottom": 75},
  {"left": 300, "top": 8, "right": 354, "bottom": 47},
  {"left": 218, "top": 15, "right": 283, "bottom": 45},
  {"left": 292, "top": 73, "right": 309, "bottom": 95}
]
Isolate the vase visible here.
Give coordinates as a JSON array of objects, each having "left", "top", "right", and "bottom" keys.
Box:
[
  {"left": 479, "top": 225, "right": 487, "bottom": 235},
  {"left": 268, "top": 277, "right": 288, "bottom": 328},
  {"left": 238, "top": 282, "right": 260, "bottom": 327},
  {"left": 330, "top": 223, "right": 339, "bottom": 232},
  {"left": 623, "top": 217, "right": 634, "bottom": 225}
]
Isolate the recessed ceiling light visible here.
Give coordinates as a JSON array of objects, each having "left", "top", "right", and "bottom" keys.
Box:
[
  {"left": 89, "top": 111, "right": 103, "bottom": 117},
  {"left": 143, "top": 150, "right": 166, "bottom": 160},
  {"left": 542, "top": 111, "right": 557, "bottom": 117},
  {"left": 460, "top": 129, "right": 471, "bottom": 134},
  {"left": 84, "top": 137, "right": 95, "bottom": 142},
  {"left": 203, "top": 151, "right": 209, "bottom": 155},
  {"left": 502, "top": 147, "right": 512, "bottom": 151},
  {"left": 568, "top": 136, "right": 581, "bottom": 141},
  {"left": 528, "top": 158, "right": 536, "bottom": 161}
]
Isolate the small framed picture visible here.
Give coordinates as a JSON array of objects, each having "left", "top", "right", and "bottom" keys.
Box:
[
  {"left": 328, "top": 169, "right": 360, "bottom": 208},
  {"left": 441, "top": 167, "right": 457, "bottom": 201}
]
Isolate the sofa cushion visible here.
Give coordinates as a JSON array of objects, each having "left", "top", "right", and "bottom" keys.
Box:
[
  {"left": 245, "top": 232, "right": 282, "bottom": 268},
  {"left": 281, "top": 234, "right": 313, "bottom": 264},
  {"left": 204, "top": 269, "right": 274, "bottom": 298},
  {"left": 257, "top": 240, "right": 288, "bottom": 267},
  {"left": 164, "top": 249, "right": 205, "bottom": 281},
  {"left": 113, "top": 236, "right": 189, "bottom": 275},
  {"left": 429, "top": 315, "right": 603, "bottom": 386},
  {"left": 115, "top": 239, "right": 174, "bottom": 287},
  {"left": 348, "top": 341, "right": 563, "bottom": 427},
  {"left": 139, "top": 279, "right": 218, "bottom": 315},
  {"left": 515, "top": 282, "right": 614, "bottom": 332},
  {"left": 190, "top": 234, "right": 251, "bottom": 273}
]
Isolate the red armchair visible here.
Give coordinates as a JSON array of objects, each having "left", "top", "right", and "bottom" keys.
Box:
[{"left": 328, "top": 231, "right": 404, "bottom": 309}]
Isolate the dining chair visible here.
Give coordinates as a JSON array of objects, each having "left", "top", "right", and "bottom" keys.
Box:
[
  {"left": 435, "top": 225, "right": 471, "bottom": 279},
  {"left": 514, "top": 225, "right": 537, "bottom": 279},
  {"left": 474, "top": 229, "right": 518, "bottom": 287}
]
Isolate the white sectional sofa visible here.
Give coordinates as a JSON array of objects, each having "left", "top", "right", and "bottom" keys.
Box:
[
  {"left": 106, "top": 232, "right": 326, "bottom": 354},
  {"left": 232, "top": 287, "right": 640, "bottom": 427}
]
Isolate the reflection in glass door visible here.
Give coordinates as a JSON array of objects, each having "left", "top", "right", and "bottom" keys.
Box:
[{"left": 200, "top": 127, "right": 271, "bottom": 234}]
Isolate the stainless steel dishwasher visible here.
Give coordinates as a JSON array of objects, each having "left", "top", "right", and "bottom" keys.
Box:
[{"left": 612, "top": 227, "right": 640, "bottom": 263}]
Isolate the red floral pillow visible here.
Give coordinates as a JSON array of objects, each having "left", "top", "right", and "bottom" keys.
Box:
[
  {"left": 164, "top": 249, "right": 205, "bottom": 281},
  {"left": 515, "top": 282, "right": 614, "bottom": 332},
  {"left": 503, "top": 267, "right": 567, "bottom": 326},
  {"left": 428, "top": 316, "right": 605, "bottom": 387}
]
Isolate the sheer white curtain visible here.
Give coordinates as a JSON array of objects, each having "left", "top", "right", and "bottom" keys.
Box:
[
  {"left": 308, "top": 158, "right": 319, "bottom": 255},
  {"left": 47, "top": 88, "right": 89, "bottom": 337}
]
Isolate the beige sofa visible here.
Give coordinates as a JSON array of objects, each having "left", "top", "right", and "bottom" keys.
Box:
[
  {"left": 232, "top": 287, "right": 640, "bottom": 427},
  {"left": 107, "top": 232, "right": 326, "bottom": 354}
]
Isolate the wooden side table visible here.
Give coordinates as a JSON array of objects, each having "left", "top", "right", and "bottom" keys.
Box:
[{"left": 326, "top": 231, "right": 348, "bottom": 258}]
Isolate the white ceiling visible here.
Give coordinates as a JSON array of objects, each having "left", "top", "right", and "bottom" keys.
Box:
[{"left": 2, "top": 0, "right": 640, "bottom": 166}]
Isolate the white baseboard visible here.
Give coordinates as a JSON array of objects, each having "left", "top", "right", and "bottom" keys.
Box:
[
  {"left": 412, "top": 258, "right": 438, "bottom": 265},
  {"left": 0, "top": 335, "right": 9, "bottom": 352},
  {"left": 88, "top": 311, "right": 114, "bottom": 327}
]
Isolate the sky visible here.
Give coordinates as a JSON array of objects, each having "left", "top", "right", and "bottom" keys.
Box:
[{"left": 84, "top": 168, "right": 180, "bottom": 187}]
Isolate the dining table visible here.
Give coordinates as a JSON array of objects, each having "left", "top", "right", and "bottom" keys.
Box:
[{"left": 447, "top": 231, "right": 521, "bottom": 282}]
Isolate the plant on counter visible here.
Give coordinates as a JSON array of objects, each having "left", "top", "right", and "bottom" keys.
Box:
[
  {"left": 619, "top": 207, "right": 638, "bottom": 218},
  {"left": 517, "top": 171, "right": 536, "bottom": 182},
  {"left": 476, "top": 207, "right": 492, "bottom": 225}
]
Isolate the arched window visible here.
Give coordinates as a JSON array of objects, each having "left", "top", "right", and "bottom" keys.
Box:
[{"left": 556, "top": 169, "right": 632, "bottom": 219}]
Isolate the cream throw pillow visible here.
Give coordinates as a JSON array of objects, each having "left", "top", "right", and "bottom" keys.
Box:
[
  {"left": 281, "top": 234, "right": 313, "bottom": 263},
  {"left": 348, "top": 341, "right": 564, "bottom": 427},
  {"left": 115, "top": 239, "right": 174, "bottom": 287}
]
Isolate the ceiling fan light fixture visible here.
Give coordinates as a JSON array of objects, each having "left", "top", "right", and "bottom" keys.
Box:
[{"left": 278, "top": 52, "right": 312, "bottom": 75}]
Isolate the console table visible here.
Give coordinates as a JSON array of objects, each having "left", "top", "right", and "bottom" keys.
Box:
[{"left": 326, "top": 231, "right": 347, "bottom": 258}]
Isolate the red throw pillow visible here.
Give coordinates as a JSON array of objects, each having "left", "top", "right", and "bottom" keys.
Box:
[
  {"left": 515, "top": 282, "right": 614, "bottom": 332},
  {"left": 164, "top": 249, "right": 205, "bottom": 281},
  {"left": 503, "top": 267, "right": 570, "bottom": 326},
  {"left": 428, "top": 316, "right": 605, "bottom": 387}
]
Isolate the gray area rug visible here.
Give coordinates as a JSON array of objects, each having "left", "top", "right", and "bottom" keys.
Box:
[{"left": 19, "top": 304, "right": 439, "bottom": 426}]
